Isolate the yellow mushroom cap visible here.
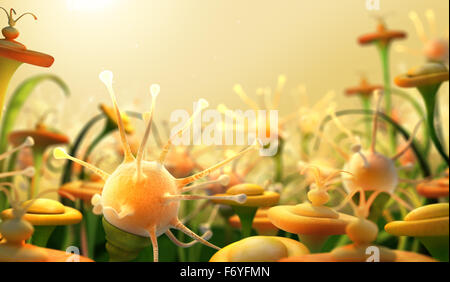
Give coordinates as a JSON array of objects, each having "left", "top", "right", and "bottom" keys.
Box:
[
  {"left": 0, "top": 199, "right": 82, "bottom": 226},
  {"left": 268, "top": 204, "right": 356, "bottom": 235},
  {"left": 100, "top": 104, "right": 134, "bottom": 134},
  {"left": 209, "top": 236, "right": 309, "bottom": 262},
  {"left": 395, "top": 62, "right": 449, "bottom": 88},
  {"left": 213, "top": 183, "right": 279, "bottom": 207},
  {"left": 385, "top": 203, "right": 449, "bottom": 237}
]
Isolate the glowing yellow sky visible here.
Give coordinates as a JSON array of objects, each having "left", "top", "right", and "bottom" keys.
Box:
[{"left": 1, "top": 0, "right": 449, "bottom": 138}]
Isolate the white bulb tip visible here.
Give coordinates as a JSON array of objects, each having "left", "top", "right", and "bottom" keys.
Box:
[
  {"left": 53, "top": 147, "right": 68, "bottom": 159},
  {"left": 218, "top": 174, "right": 230, "bottom": 186},
  {"left": 23, "top": 167, "right": 35, "bottom": 177},
  {"left": 198, "top": 98, "right": 209, "bottom": 109},
  {"left": 150, "top": 84, "right": 160, "bottom": 97},
  {"left": 351, "top": 144, "right": 362, "bottom": 153},
  {"left": 234, "top": 194, "right": 247, "bottom": 204},
  {"left": 233, "top": 84, "right": 243, "bottom": 93},
  {"left": 99, "top": 70, "right": 113, "bottom": 86},
  {"left": 24, "top": 137, "right": 34, "bottom": 147}
]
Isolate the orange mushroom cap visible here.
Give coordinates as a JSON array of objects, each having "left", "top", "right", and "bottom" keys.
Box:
[
  {"left": 345, "top": 77, "right": 383, "bottom": 98},
  {"left": 416, "top": 176, "right": 449, "bottom": 198},
  {"left": 0, "top": 8, "right": 54, "bottom": 67},
  {"left": 59, "top": 180, "right": 104, "bottom": 203},
  {"left": 358, "top": 22, "right": 406, "bottom": 45},
  {"left": 8, "top": 128, "right": 69, "bottom": 149}
]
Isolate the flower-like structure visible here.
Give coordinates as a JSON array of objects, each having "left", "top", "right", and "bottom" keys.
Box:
[
  {"left": 395, "top": 62, "right": 449, "bottom": 164},
  {"left": 53, "top": 71, "right": 260, "bottom": 262},
  {"left": 213, "top": 183, "right": 279, "bottom": 238},
  {"left": 9, "top": 123, "right": 69, "bottom": 198},
  {"left": 209, "top": 236, "right": 309, "bottom": 262},
  {"left": 345, "top": 76, "right": 383, "bottom": 100},
  {"left": 0, "top": 185, "right": 91, "bottom": 262},
  {"left": 0, "top": 7, "right": 54, "bottom": 121},
  {"left": 358, "top": 18, "right": 407, "bottom": 152},
  {"left": 385, "top": 203, "right": 449, "bottom": 261},
  {"left": 396, "top": 10, "right": 449, "bottom": 64},
  {"left": 280, "top": 190, "right": 436, "bottom": 262},
  {"left": 268, "top": 167, "right": 356, "bottom": 252},
  {"left": 1, "top": 198, "right": 82, "bottom": 247},
  {"left": 228, "top": 208, "right": 278, "bottom": 236},
  {"left": 335, "top": 90, "right": 421, "bottom": 219}
]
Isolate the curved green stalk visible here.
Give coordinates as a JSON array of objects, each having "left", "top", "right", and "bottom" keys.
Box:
[
  {"left": 314, "top": 109, "right": 431, "bottom": 177},
  {"left": 0, "top": 74, "right": 69, "bottom": 171},
  {"left": 79, "top": 120, "right": 116, "bottom": 180},
  {"left": 418, "top": 84, "right": 449, "bottom": 165},
  {"left": 60, "top": 114, "right": 104, "bottom": 185},
  {"left": 391, "top": 88, "right": 431, "bottom": 155}
]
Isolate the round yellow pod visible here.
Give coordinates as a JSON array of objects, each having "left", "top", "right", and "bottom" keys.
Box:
[
  {"left": 404, "top": 203, "right": 449, "bottom": 221},
  {"left": 209, "top": 236, "right": 309, "bottom": 262},
  {"left": 346, "top": 218, "right": 378, "bottom": 245},
  {"left": 22, "top": 199, "right": 65, "bottom": 214},
  {"left": 227, "top": 184, "right": 264, "bottom": 196}
]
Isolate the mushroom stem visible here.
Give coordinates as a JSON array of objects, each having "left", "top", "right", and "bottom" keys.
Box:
[
  {"left": 29, "top": 147, "right": 44, "bottom": 199},
  {"left": 232, "top": 205, "right": 258, "bottom": 238},
  {"left": 297, "top": 234, "right": 329, "bottom": 253}
]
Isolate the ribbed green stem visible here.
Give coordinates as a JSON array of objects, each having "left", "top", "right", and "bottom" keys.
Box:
[
  {"left": 361, "top": 96, "right": 372, "bottom": 145},
  {"left": 29, "top": 147, "right": 45, "bottom": 199},
  {"left": 273, "top": 137, "right": 284, "bottom": 183},
  {"left": 377, "top": 44, "right": 396, "bottom": 153}
]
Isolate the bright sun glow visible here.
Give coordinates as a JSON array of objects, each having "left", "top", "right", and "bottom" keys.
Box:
[{"left": 67, "top": 0, "right": 113, "bottom": 11}]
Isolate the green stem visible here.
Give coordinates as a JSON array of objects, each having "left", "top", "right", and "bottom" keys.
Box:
[
  {"left": 418, "top": 85, "right": 449, "bottom": 165},
  {"left": 80, "top": 121, "right": 115, "bottom": 180},
  {"left": 30, "top": 147, "right": 45, "bottom": 199},
  {"left": 361, "top": 96, "right": 372, "bottom": 145},
  {"left": 233, "top": 206, "right": 257, "bottom": 238},
  {"left": 377, "top": 44, "right": 396, "bottom": 153},
  {"left": 60, "top": 114, "right": 104, "bottom": 186},
  {"left": 273, "top": 137, "right": 284, "bottom": 183},
  {"left": 31, "top": 225, "right": 56, "bottom": 247}
]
